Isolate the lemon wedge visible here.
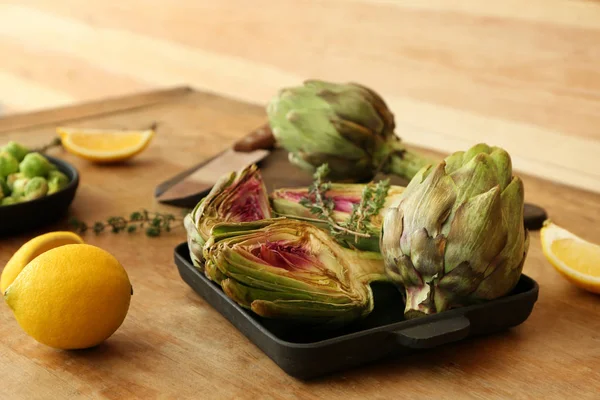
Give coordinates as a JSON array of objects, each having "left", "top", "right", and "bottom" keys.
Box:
[
  {"left": 57, "top": 127, "right": 154, "bottom": 163},
  {"left": 541, "top": 221, "right": 600, "bottom": 294}
]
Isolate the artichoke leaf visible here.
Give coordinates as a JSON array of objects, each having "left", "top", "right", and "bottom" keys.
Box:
[{"left": 444, "top": 186, "right": 507, "bottom": 275}]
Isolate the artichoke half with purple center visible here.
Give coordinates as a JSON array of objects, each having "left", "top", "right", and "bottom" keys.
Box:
[
  {"left": 184, "top": 164, "right": 272, "bottom": 272},
  {"left": 381, "top": 144, "right": 530, "bottom": 318},
  {"left": 204, "top": 219, "right": 389, "bottom": 326},
  {"left": 271, "top": 183, "right": 405, "bottom": 252},
  {"left": 267, "top": 80, "right": 433, "bottom": 182}
]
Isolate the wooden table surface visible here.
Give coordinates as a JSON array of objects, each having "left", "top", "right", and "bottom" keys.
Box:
[{"left": 1, "top": 88, "right": 599, "bottom": 399}]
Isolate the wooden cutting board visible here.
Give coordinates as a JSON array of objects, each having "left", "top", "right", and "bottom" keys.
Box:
[{"left": 0, "top": 88, "right": 599, "bottom": 399}]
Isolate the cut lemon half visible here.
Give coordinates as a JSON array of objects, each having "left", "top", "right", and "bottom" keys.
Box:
[
  {"left": 541, "top": 221, "right": 600, "bottom": 294},
  {"left": 57, "top": 127, "right": 154, "bottom": 163}
]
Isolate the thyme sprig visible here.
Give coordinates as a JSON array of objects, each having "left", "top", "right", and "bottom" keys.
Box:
[
  {"left": 299, "top": 164, "right": 339, "bottom": 230},
  {"left": 343, "top": 178, "right": 390, "bottom": 237},
  {"left": 69, "top": 210, "right": 183, "bottom": 237},
  {"left": 299, "top": 164, "right": 390, "bottom": 240},
  {"left": 34, "top": 137, "right": 62, "bottom": 154}
]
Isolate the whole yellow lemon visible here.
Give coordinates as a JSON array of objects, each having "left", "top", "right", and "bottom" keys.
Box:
[
  {"left": 1, "top": 231, "right": 84, "bottom": 293},
  {"left": 4, "top": 244, "right": 132, "bottom": 349}
]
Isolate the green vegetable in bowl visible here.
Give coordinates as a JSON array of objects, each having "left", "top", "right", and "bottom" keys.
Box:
[
  {"left": 11, "top": 178, "right": 30, "bottom": 196},
  {"left": 0, "top": 152, "right": 19, "bottom": 178},
  {"left": 22, "top": 177, "right": 49, "bottom": 201},
  {"left": 1, "top": 196, "right": 18, "bottom": 206},
  {"left": 0, "top": 141, "right": 70, "bottom": 207},
  {"left": 6, "top": 173, "right": 24, "bottom": 190},
  {"left": 19, "top": 152, "right": 54, "bottom": 178},
  {"left": 0, "top": 179, "right": 9, "bottom": 197},
  {"left": 1, "top": 141, "right": 29, "bottom": 162},
  {"left": 47, "top": 170, "right": 69, "bottom": 194}
]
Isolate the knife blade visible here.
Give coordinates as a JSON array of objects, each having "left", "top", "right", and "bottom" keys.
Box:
[{"left": 155, "top": 124, "right": 275, "bottom": 207}]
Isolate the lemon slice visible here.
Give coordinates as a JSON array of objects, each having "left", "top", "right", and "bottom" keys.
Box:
[
  {"left": 541, "top": 221, "right": 600, "bottom": 294},
  {"left": 57, "top": 127, "right": 154, "bottom": 163},
  {"left": 1, "top": 231, "right": 84, "bottom": 293}
]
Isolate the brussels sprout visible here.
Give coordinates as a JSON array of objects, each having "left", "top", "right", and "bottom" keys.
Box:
[
  {"left": 0, "top": 152, "right": 19, "bottom": 178},
  {"left": 19, "top": 153, "right": 54, "bottom": 178},
  {"left": 0, "top": 178, "right": 9, "bottom": 197},
  {"left": 47, "top": 170, "right": 69, "bottom": 194},
  {"left": 11, "top": 178, "right": 30, "bottom": 196},
  {"left": 6, "top": 173, "right": 24, "bottom": 191},
  {"left": 1, "top": 141, "right": 29, "bottom": 162},
  {"left": 1, "top": 196, "right": 19, "bottom": 206},
  {"left": 22, "top": 177, "right": 48, "bottom": 201}
]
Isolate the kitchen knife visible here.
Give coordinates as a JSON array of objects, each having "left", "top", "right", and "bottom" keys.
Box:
[{"left": 155, "top": 123, "right": 275, "bottom": 207}]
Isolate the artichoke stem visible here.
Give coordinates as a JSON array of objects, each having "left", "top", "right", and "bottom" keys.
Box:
[
  {"left": 404, "top": 285, "right": 436, "bottom": 318},
  {"left": 388, "top": 151, "right": 435, "bottom": 181}
]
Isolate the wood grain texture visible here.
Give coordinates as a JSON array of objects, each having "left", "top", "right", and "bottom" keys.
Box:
[
  {"left": 0, "top": 1, "right": 599, "bottom": 192},
  {"left": 1, "top": 89, "right": 600, "bottom": 399},
  {"left": 0, "top": 87, "right": 193, "bottom": 133}
]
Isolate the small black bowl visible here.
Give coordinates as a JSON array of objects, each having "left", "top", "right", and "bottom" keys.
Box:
[{"left": 0, "top": 156, "right": 79, "bottom": 236}]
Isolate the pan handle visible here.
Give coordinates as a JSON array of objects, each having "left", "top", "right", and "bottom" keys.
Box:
[{"left": 391, "top": 315, "right": 470, "bottom": 349}]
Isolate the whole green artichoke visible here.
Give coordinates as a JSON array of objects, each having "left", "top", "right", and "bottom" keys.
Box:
[
  {"left": 381, "top": 143, "right": 529, "bottom": 318},
  {"left": 205, "top": 219, "right": 389, "bottom": 326},
  {"left": 267, "top": 80, "right": 432, "bottom": 182}
]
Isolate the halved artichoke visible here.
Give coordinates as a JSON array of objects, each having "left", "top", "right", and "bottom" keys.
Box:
[
  {"left": 205, "top": 219, "right": 389, "bottom": 326},
  {"left": 271, "top": 183, "right": 404, "bottom": 252},
  {"left": 184, "top": 165, "right": 272, "bottom": 269}
]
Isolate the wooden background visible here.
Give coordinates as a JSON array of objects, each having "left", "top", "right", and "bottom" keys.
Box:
[{"left": 0, "top": 0, "right": 599, "bottom": 193}]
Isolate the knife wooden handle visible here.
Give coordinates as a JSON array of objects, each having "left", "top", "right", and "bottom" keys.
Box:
[{"left": 233, "top": 123, "right": 276, "bottom": 152}]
